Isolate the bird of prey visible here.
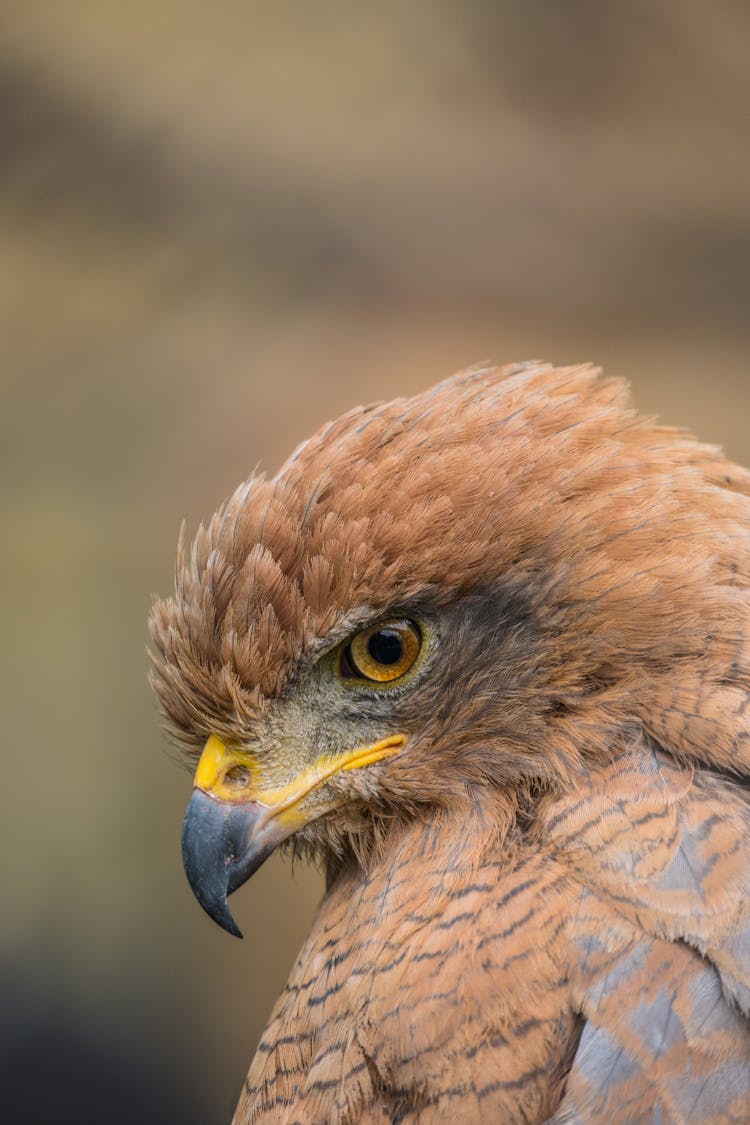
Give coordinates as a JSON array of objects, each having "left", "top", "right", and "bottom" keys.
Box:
[{"left": 149, "top": 362, "right": 750, "bottom": 1123}]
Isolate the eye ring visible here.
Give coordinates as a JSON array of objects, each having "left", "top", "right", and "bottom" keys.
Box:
[{"left": 339, "top": 619, "right": 422, "bottom": 684}]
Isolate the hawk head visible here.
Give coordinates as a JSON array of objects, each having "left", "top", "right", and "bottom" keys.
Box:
[{"left": 149, "top": 362, "right": 746, "bottom": 935}]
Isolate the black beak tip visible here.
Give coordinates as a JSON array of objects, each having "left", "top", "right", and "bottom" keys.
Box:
[{"left": 209, "top": 904, "right": 243, "bottom": 940}]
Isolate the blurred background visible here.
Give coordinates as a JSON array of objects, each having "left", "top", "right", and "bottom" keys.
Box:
[{"left": 1, "top": 1, "right": 749, "bottom": 1121}]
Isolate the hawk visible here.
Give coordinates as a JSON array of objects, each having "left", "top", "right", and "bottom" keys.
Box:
[{"left": 149, "top": 362, "right": 750, "bottom": 1123}]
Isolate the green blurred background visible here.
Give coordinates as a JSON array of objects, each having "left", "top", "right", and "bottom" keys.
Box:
[{"left": 2, "top": 2, "right": 749, "bottom": 1121}]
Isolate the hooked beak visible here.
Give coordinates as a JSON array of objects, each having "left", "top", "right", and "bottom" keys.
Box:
[
  {"left": 181, "top": 787, "right": 289, "bottom": 938},
  {"left": 181, "top": 733, "right": 406, "bottom": 938}
]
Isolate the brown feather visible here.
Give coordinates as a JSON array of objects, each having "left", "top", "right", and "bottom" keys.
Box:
[{"left": 149, "top": 362, "right": 750, "bottom": 1122}]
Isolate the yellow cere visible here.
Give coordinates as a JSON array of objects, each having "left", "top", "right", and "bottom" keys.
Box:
[
  {"left": 192, "top": 733, "right": 407, "bottom": 816},
  {"left": 193, "top": 734, "right": 261, "bottom": 794}
]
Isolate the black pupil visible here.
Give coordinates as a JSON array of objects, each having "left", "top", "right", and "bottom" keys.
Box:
[{"left": 367, "top": 629, "right": 404, "bottom": 666}]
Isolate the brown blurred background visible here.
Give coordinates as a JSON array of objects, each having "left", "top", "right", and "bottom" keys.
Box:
[{"left": 1, "top": 2, "right": 749, "bottom": 1121}]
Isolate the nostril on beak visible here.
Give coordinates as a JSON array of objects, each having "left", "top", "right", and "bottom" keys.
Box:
[{"left": 226, "top": 765, "right": 252, "bottom": 789}]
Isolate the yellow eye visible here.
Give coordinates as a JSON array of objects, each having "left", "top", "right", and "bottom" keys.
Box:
[{"left": 339, "top": 619, "right": 422, "bottom": 684}]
